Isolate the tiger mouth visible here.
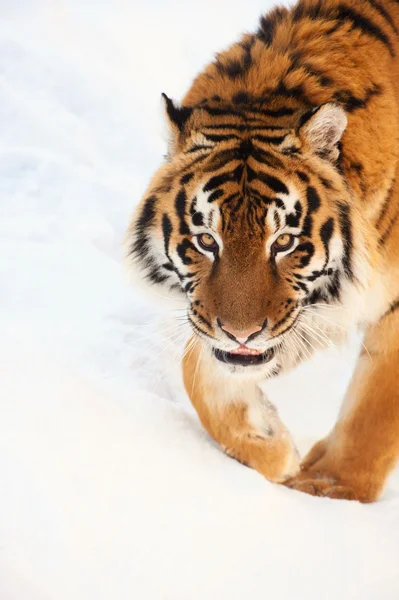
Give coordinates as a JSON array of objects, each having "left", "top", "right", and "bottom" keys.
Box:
[{"left": 213, "top": 346, "right": 275, "bottom": 366}]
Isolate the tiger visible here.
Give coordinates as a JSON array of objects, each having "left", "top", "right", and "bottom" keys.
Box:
[{"left": 126, "top": 0, "right": 399, "bottom": 502}]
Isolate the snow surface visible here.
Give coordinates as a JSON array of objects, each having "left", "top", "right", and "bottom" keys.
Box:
[{"left": 1, "top": 1, "right": 399, "bottom": 598}]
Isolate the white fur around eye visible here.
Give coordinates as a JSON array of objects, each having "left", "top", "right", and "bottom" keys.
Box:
[{"left": 191, "top": 187, "right": 222, "bottom": 232}]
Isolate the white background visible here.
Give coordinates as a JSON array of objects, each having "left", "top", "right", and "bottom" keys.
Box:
[{"left": 1, "top": 1, "right": 398, "bottom": 598}]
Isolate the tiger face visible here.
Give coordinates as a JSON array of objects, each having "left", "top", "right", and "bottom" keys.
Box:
[{"left": 127, "top": 98, "right": 368, "bottom": 377}]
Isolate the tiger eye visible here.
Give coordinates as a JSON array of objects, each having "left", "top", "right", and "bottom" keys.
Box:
[
  {"left": 272, "top": 233, "right": 295, "bottom": 253},
  {"left": 197, "top": 233, "right": 219, "bottom": 252},
  {"left": 276, "top": 234, "right": 292, "bottom": 246}
]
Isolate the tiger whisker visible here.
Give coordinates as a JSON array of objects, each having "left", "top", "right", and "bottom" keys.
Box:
[
  {"left": 291, "top": 327, "right": 313, "bottom": 361},
  {"left": 301, "top": 306, "right": 350, "bottom": 334},
  {"left": 299, "top": 315, "right": 334, "bottom": 346},
  {"left": 295, "top": 322, "right": 323, "bottom": 355},
  {"left": 284, "top": 330, "right": 302, "bottom": 365},
  {"left": 298, "top": 316, "right": 337, "bottom": 352}
]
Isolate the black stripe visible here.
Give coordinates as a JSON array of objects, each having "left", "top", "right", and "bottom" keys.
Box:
[
  {"left": 295, "top": 242, "right": 315, "bottom": 268},
  {"left": 189, "top": 316, "right": 214, "bottom": 339},
  {"left": 326, "top": 271, "right": 342, "bottom": 300},
  {"left": 203, "top": 133, "right": 241, "bottom": 142},
  {"left": 202, "top": 149, "right": 240, "bottom": 173},
  {"left": 337, "top": 202, "right": 353, "bottom": 277},
  {"left": 379, "top": 205, "right": 399, "bottom": 245},
  {"left": 203, "top": 165, "right": 244, "bottom": 192},
  {"left": 236, "top": 139, "right": 253, "bottom": 161},
  {"left": 257, "top": 7, "right": 288, "bottom": 46},
  {"left": 296, "top": 280, "right": 309, "bottom": 293},
  {"left": 292, "top": 2, "right": 394, "bottom": 56},
  {"left": 161, "top": 262, "right": 174, "bottom": 272},
  {"left": 184, "top": 270, "right": 199, "bottom": 280},
  {"left": 233, "top": 91, "right": 250, "bottom": 105},
  {"left": 261, "top": 107, "right": 296, "bottom": 118},
  {"left": 201, "top": 123, "right": 289, "bottom": 132},
  {"left": 252, "top": 134, "right": 287, "bottom": 145},
  {"left": 275, "top": 198, "right": 286, "bottom": 211},
  {"left": 289, "top": 52, "right": 334, "bottom": 88},
  {"left": 296, "top": 170, "right": 310, "bottom": 183},
  {"left": 216, "top": 59, "right": 247, "bottom": 79},
  {"left": 229, "top": 193, "right": 246, "bottom": 217},
  {"left": 302, "top": 215, "right": 313, "bottom": 238},
  {"left": 296, "top": 270, "right": 323, "bottom": 282},
  {"left": 336, "top": 5, "right": 394, "bottom": 56},
  {"left": 221, "top": 192, "right": 241, "bottom": 206},
  {"left": 334, "top": 84, "right": 382, "bottom": 113},
  {"left": 306, "top": 186, "right": 321, "bottom": 212},
  {"left": 250, "top": 147, "right": 284, "bottom": 169},
  {"left": 147, "top": 268, "right": 169, "bottom": 285},
  {"left": 376, "top": 180, "right": 395, "bottom": 229},
  {"left": 271, "top": 305, "right": 297, "bottom": 332},
  {"left": 175, "top": 190, "right": 190, "bottom": 235},
  {"left": 247, "top": 165, "right": 289, "bottom": 194},
  {"left": 216, "top": 38, "right": 254, "bottom": 81},
  {"left": 162, "top": 214, "right": 173, "bottom": 260},
  {"left": 365, "top": 0, "right": 398, "bottom": 34},
  {"left": 208, "top": 189, "right": 224, "bottom": 203},
  {"left": 187, "top": 144, "right": 213, "bottom": 153},
  {"left": 176, "top": 238, "right": 202, "bottom": 265},
  {"left": 304, "top": 288, "right": 326, "bottom": 306},
  {"left": 320, "top": 218, "right": 334, "bottom": 264},
  {"left": 286, "top": 201, "right": 303, "bottom": 228},
  {"left": 185, "top": 279, "right": 200, "bottom": 294},
  {"left": 273, "top": 81, "right": 310, "bottom": 105},
  {"left": 201, "top": 105, "right": 245, "bottom": 118},
  {"left": 196, "top": 312, "right": 213, "bottom": 330},
  {"left": 320, "top": 218, "right": 334, "bottom": 247},
  {"left": 319, "top": 176, "right": 334, "bottom": 189},
  {"left": 132, "top": 195, "right": 158, "bottom": 260},
  {"left": 180, "top": 172, "right": 194, "bottom": 184},
  {"left": 203, "top": 147, "right": 240, "bottom": 162},
  {"left": 200, "top": 103, "right": 296, "bottom": 122},
  {"left": 382, "top": 299, "right": 399, "bottom": 319},
  {"left": 273, "top": 210, "right": 281, "bottom": 230},
  {"left": 292, "top": 0, "right": 324, "bottom": 22},
  {"left": 135, "top": 196, "right": 157, "bottom": 233},
  {"left": 203, "top": 171, "right": 234, "bottom": 192},
  {"left": 185, "top": 153, "right": 213, "bottom": 170},
  {"left": 247, "top": 186, "right": 275, "bottom": 205}
]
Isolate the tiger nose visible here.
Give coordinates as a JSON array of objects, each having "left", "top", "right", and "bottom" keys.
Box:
[{"left": 216, "top": 318, "right": 266, "bottom": 344}]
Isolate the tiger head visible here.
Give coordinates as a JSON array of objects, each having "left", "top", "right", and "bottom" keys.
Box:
[{"left": 126, "top": 96, "right": 369, "bottom": 378}]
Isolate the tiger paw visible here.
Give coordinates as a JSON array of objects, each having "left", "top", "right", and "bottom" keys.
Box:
[
  {"left": 223, "top": 428, "right": 300, "bottom": 483},
  {"left": 284, "top": 469, "right": 377, "bottom": 502}
]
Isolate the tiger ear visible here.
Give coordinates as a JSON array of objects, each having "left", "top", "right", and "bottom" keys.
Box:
[
  {"left": 299, "top": 103, "right": 347, "bottom": 162},
  {"left": 162, "top": 93, "right": 193, "bottom": 157}
]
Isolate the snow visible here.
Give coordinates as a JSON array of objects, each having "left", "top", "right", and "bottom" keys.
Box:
[{"left": 1, "top": 1, "right": 398, "bottom": 598}]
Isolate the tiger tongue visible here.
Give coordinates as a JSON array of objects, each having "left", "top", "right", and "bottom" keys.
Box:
[{"left": 229, "top": 345, "right": 263, "bottom": 356}]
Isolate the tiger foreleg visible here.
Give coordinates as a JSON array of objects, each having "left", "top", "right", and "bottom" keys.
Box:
[
  {"left": 183, "top": 336, "right": 300, "bottom": 483},
  {"left": 286, "top": 309, "right": 399, "bottom": 502}
]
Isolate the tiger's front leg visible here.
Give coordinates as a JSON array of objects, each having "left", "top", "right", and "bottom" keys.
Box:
[
  {"left": 287, "top": 308, "right": 399, "bottom": 502},
  {"left": 183, "top": 337, "right": 300, "bottom": 483}
]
